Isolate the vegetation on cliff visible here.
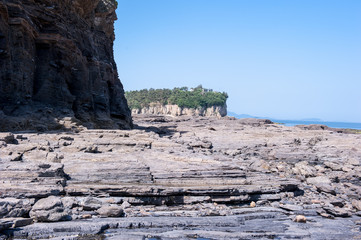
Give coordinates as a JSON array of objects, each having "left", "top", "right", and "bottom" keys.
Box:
[{"left": 125, "top": 85, "right": 228, "bottom": 110}]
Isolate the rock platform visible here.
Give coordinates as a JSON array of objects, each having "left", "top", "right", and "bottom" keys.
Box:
[{"left": 1, "top": 115, "right": 361, "bottom": 239}]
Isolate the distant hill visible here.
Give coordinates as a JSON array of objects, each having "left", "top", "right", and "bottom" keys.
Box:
[
  {"left": 227, "top": 112, "right": 324, "bottom": 123},
  {"left": 227, "top": 112, "right": 261, "bottom": 119}
]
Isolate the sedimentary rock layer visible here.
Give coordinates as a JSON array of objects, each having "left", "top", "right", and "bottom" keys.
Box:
[
  {"left": 0, "top": 115, "right": 360, "bottom": 239},
  {"left": 132, "top": 103, "right": 227, "bottom": 117},
  {"left": 0, "top": 0, "right": 132, "bottom": 131}
]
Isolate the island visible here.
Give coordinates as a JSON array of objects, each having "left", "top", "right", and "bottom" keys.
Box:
[{"left": 125, "top": 85, "right": 228, "bottom": 117}]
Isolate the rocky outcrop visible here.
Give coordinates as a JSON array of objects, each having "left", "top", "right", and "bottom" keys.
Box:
[
  {"left": 132, "top": 104, "right": 227, "bottom": 117},
  {"left": 1, "top": 115, "right": 360, "bottom": 238},
  {"left": 0, "top": 0, "right": 132, "bottom": 131}
]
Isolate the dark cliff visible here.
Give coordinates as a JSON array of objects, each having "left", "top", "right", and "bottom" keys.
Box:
[{"left": 0, "top": 0, "right": 132, "bottom": 131}]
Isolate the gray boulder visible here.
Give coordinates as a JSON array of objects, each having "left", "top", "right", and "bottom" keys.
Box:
[
  {"left": 29, "top": 196, "right": 70, "bottom": 222},
  {"left": 96, "top": 205, "right": 124, "bottom": 217}
]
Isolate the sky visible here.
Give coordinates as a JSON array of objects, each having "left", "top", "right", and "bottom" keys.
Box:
[{"left": 114, "top": 0, "right": 361, "bottom": 122}]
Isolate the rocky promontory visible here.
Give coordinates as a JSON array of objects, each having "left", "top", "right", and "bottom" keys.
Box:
[
  {"left": 132, "top": 103, "right": 227, "bottom": 117},
  {"left": 0, "top": 0, "right": 132, "bottom": 131},
  {"left": 1, "top": 115, "right": 360, "bottom": 239}
]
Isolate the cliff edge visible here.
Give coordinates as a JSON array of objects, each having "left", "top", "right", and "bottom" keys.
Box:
[{"left": 0, "top": 0, "right": 132, "bottom": 131}]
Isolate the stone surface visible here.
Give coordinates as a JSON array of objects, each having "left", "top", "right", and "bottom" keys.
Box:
[
  {"left": 0, "top": 0, "right": 132, "bottom": 131},
  {"left": 0, "top": 114, "right": 361, "bottom": 238}
]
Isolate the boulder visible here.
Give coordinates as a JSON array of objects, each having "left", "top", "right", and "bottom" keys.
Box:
[
  {"left": 29, "top": 196, "right": 70, "bottom": 222},
  {"left": 80, "top": 197, "right": 103, "bottom": 211},
  {"left": 96, "top": 205, "right": 124, "bottom": 217},
  {"left": 292, "top": 161, "right": 316, "bottom": 177}
]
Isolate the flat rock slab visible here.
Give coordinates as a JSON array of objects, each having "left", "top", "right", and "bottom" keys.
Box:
[
  {"left": 1, "top": 115, "right": 361, "bottom": 238},
  {"left": 5, "top": 215, "right": 361, "bottom": 240}
]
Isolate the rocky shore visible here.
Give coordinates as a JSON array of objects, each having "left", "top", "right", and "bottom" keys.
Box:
[{"left": 1, "top": 115, "right": 360, "bottom": 239}]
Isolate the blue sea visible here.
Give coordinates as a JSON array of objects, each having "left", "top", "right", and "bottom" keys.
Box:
[
  {"left": 271, "top": 119, "right": 361, "bottom": 130},
  {"left": 227, "top": 112, "right": 361, "bottom": 130}
]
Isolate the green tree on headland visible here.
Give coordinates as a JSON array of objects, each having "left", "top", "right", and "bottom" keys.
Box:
[{"left": 125, "top": 86, "right": 228, "bottom": 110}]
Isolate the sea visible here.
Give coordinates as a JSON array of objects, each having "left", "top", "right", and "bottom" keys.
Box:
[
  {"left": 270, "top": 119, "right": 361, "bottom": 130},
  {"left": 227, "top": 112, "right": 361, "bottom": 130}
]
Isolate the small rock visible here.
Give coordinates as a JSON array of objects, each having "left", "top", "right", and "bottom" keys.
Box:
[
  {"left": 96, "top": 205, "right": 124, "bottom": 217},
  {"left": 323, "top": 206, "right": 351, "bottom": 218},
  {"left": 293, "top": 215, "right": 307, "bottom": 223},
  {"left": 121, "top": 201, "right": 131, "bottom": 209},
  {"left": 84, "top": 146, "right": 102, "bottom": 153},
  {"left": 250, "top": 201, "right": 256, "bottom": 208},
  {"left": 318, "top": 211, "right": 334, "bottom": 219},
  {"left": 0, "top": 220, "right": 13, "bottom": 232},
  {"left": 352, "top": 200, "right": 361, "bottom": 211},
  {"left": 12, "top": 218, "right": 33, "bottom": 228},
  {"left": 311, "top": 199, "right": 321, "bottom": 204},
  {"left": 80, "top": 197, "right": 102, "bottom": 211},
  {"left": 0, "top": 133, "right": 18, "bottom": 144},
  {"left": 306, "top": 176, "right": 331, "bottom": 185},
  {"left": 30, "top": 196, "right": 70, "bottom": 222},
  {"left": 316, "top": 184, "right": 336, "bottom": 195},
  {"left": 292, "top": 161, "right": 316, "bottom": 177},
  {"left": 330, "top": 199, "right": 344, "bottom": 208}
]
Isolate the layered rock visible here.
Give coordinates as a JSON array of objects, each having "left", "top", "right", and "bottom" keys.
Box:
[
  {"left": 0, "top": 0, "right": 132, "bottom": 131},
  {"left": 1, "top": 115, "right": 361, "bottom": 238},
  {"left": 132, "top": 103, "right": 227, "bottom": 117}
]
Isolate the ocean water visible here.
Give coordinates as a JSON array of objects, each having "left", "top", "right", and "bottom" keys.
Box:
[
  {"left": 270, "top": 119, "right": 361, "bottom": 130},
  {"left": 227, "top": 112, "right": 361, "bottom": 130}
]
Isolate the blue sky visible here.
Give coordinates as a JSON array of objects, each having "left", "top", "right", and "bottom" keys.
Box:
[{"left": 114, "top": 0, "right": 361, "bottom": 122}]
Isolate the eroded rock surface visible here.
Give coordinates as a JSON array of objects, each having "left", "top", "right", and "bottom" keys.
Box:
[
  {"left": 0, "top": 0, "right": 132, "bottom": 131},
  {"left": 0, "top": 115, "right": 361, "bottom": 239},
  {"left": 132, "top": 103, "right": 227, "bottom": 118}
]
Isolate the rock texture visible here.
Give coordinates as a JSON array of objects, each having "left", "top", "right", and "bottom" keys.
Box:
[
  {"left": 132, "top": 103, "right": 227, "bottom": 117},
  {"left": 1, "top": 115, "right": 361, "bottom": 239},
  {"left": 0, "top": 0, "right": 132, "bottom": 131}
]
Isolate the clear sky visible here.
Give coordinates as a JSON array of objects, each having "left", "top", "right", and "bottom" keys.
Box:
[{"left": 114, "top": 0, "right": 361, "bottom": 122}]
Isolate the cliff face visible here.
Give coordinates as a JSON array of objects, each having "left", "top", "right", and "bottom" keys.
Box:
[
  {"left": 0, "top": 0, "right": 132, "bottom": 130},
  {"left": 132, "top": 104, "right": 227, "bottom": 117}
]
